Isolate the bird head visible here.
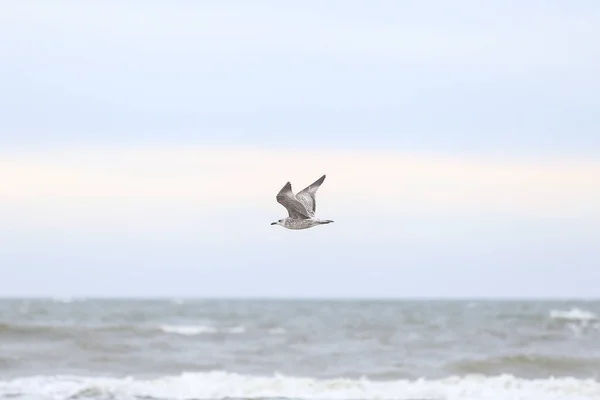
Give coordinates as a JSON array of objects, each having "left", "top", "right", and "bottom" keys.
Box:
[{"left": 270, "top": 219, "right": 283, "bottom": 226}]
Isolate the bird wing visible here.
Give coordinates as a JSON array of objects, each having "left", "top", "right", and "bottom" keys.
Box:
[
  {"left": 276, "top": 182, "right": 311, "bottom": 219},
  {"left": 296, "top": 174, "right": 326, "bottom": 216}
]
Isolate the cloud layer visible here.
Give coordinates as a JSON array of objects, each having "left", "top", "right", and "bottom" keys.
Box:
[{"left": 2, "top": 146, "right": 599, "bottom": 229}]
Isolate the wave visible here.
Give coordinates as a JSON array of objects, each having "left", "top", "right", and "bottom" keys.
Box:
[
  {"left": 0, "top": 322, "right": 69, "bottom": 336},
  {"left": 158, "top": 325, "right": 246, "bottom": 336},
  {"left": 0, "top": 322, "right": 266, "bottom": 337},
  {"left": 550, "top": 308, "right": 598, "bottom": 322},
  {"left": 159, "top": 325, "right": 218, "bottom": 335},
  {"left": 0, "top": 322, "right": 143, "bottom": 336},
  {"left": 1, "top": 371, "right": 599, "bottom": 400},
  {"left": 450, "top": 353, "right": 600, "bottom": 375}
]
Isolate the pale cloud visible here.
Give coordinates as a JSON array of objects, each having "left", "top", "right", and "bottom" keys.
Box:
[{"left": 1, "top": 146, "right": 599, "bottom": 229}]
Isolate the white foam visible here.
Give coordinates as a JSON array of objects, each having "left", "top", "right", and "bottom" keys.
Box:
[
  {"left": 159, "top": 325, "right": 247, "bottom": 336},
  {"left": 159, "top": 325, "right": 218, "bottom": 336},
  {"left": 1, "top": 372, "right": 600, "bottom": 400},
  {"left": 550, "top": 308, "right": 598, "bottom": 322}
]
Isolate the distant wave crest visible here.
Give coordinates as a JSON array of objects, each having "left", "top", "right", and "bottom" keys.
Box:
[
  {"left": 1, "top": 371, "right": 599, "bottom": 400},
  {"left": 550, "top": 308, "right": 598, "bottom": 322},
  {"left": 159, "top": 325, "right": 219, "bottom": 335},
  {"left": 0, "top": 322, "right": 284, "bottom": 338},
  {"left": 158, "top": 325, "right": 246, "bottom": 336}
]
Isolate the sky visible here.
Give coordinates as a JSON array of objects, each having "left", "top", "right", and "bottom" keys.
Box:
[{"left": 1, "top": 0, "right": 599, "bottom": 298}]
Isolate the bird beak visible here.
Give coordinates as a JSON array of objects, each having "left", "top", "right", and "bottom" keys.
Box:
[{"left": 270, "top": 222, "right": 277, "bottom": 225}]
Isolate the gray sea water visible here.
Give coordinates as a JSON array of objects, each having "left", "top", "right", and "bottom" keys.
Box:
[{"left": 1, "top": 299, "right": 600, "bottom": 400}]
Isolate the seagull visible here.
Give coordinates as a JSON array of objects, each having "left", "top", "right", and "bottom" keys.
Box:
[{"left": 271, "top": 174, "right": 334, "bottom": 230}]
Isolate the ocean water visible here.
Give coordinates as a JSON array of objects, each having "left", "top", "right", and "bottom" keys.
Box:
[{"left": 1, "top": 299, "right": 600, "bottom": 400}]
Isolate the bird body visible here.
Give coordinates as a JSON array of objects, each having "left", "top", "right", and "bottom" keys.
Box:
[
  {"left": 271, "top": 174, "right": 333, "bottom": 230},
  {"left": 275, "top": 217, "right": 333, "bottom": 230}
]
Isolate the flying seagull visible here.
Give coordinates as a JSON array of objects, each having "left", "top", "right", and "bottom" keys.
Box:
[{"left": 271, "top": 174, "right": 334, "bottom": 230}]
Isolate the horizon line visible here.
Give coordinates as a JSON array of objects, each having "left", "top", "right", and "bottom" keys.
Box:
[{"left": 1, "top": 295, "right": 597, "bottom": 302}]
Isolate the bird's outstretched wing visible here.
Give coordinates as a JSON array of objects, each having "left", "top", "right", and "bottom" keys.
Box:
[
  {"left": 276, "top": 182, "right": 311, "bottom": 219},
  {"left": 296, "top": 174, "right": 326, "bottom": 216}
]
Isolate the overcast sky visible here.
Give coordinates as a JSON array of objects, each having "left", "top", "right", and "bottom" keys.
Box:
[{"left": 1, "top": 0, "right": 599, "bottom": 298}]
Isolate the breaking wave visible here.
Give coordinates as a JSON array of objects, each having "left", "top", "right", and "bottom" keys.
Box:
[
  {"left": 159, "top": 325, "right": 219, "bottom": 335},
  {"left": 159, "top": 325, "right": 246, "bottom": 336},
  {"left": 1, "top": 371, "right": 599, "bottom": 400},
  {"left": 550, "top": 308, "right": 598, "bottom": 322}
]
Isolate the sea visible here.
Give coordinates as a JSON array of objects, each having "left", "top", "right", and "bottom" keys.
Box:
[{"left": 1, "top": 299, "right": 600, "bottom": 400}]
